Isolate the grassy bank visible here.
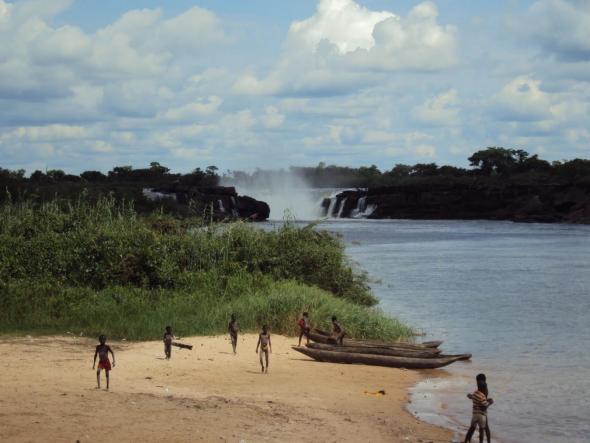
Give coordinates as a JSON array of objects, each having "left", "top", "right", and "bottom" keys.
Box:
[{"left": 0, "top": 197, "right": 413, "bottom": 340}]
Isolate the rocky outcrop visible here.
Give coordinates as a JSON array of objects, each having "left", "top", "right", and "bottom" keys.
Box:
[
  {"left": 321, "top": 184, "right": 590, "bottom": 224},
  {"left": 145, "top": 184, "right": 270, "bottom": 221}
]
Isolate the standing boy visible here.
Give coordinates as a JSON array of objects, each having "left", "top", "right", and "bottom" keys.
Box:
[
  {"left": 228, "top": 314, "right": 239, "bottom": 354},
  {"left": 297, "top": 312, "right": 311, "bottom": 346},
  {"left": 93, "top": 335, "right": 115, "bottom": 390},
  {"left": 464, "top": 374, "right": 493, "bottom": 443},
  {"left": 255, "top": 325, "right": 272, "bottom": 373},
  {"left": 331, "top": 315, "right": 346, "bottom": 345},
  {"left": 163, "top": 326, "right": 174, "bottom": 360}
]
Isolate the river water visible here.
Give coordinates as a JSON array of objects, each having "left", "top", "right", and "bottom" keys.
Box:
[{"left": 268, "top": 218, "right": 590, "bottom": 443}]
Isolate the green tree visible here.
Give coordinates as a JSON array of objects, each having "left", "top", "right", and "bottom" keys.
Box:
[
  {"left": 468, "top": 147, "right": 529, "bottom": 175},
  {"left": 81, "top": 171, "right": 107, "bottom": 182},
  {"left": 46, "top": 169, "right": 66, "bottom": 181},
  {"left": 388, "top": 164, "right": 412, "bottom": 178},
  {"left": 149, "top": 162, "right": 170, "bottom": 174},
  {"left": 410, "top": 163, "right": 439, "bottom": 176}
]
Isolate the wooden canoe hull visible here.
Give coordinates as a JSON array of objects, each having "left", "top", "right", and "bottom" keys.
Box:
[
  {"left": 306, "top": 342, "right": 444, "bottom": 359},
  {"left": 309, "top": 331, "right": 441, "bottom": 354},
  {"left": 292, "top": 346, "right": 465, "bottom": 369}
]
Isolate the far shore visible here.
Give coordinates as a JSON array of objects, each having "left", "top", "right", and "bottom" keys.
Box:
[{"left": 0, "top": 334, "right": 452, "bottom": 443}]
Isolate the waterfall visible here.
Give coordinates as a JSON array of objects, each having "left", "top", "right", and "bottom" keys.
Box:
[
  {"left": 142, "top": 188, "right": 177, "bottom": 201},
  {"left": 326, "top": 196, "right": 338, "bottom": 217},
  {"left": 350, "top": 196, "right": 366, "bottom": 218},
  {"left": 229, "top": 197, "right": 239, "bottom": 217},
  {"left": 318, "top": 192, "right": 377, "bottom": 219},
  {"left": 350, "top": 196, "right": 376, "bottom": 218},
  {"left": 336, "top": 197, "right": 347, "bottom": 218},
  {"left": 363, "top": 204, "right": 376, "bottom": 217},
  {"left": 223, "top": 173, "right": 321, "bottom": 220},
  {"left": 218, "top": 199, "right": 225, "bottom": 213}
]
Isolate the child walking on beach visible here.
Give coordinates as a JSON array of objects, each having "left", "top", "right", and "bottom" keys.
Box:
[
  {"left": 464, "top": 373, "right": 493, "bottom": 443},
  {"left": 297, "top": 312, "right": 311, "bottom": 346},
  {"left": 93, "top": 335, "right": 115, "bottom": 390},
  {"left": 256, "top": 325, "right": 272, "bottom": 373},
  {"left": 228, "top": 314, "right": 239, "bottom": 354},
  {"left": 163, "top": 326, "right": 174, "bottom": 360}
]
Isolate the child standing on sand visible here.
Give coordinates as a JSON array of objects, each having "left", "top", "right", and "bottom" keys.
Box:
[
  {"left": 228, "top": 314, "right": 239, "bottom": 354},
  {"left": 331, "top": 315, "right": 346, "bottom": 345},
  {"left": 464, "top": 374, "right": 493, "bottom": 443},
  {"left": 93, "top": 335, "right": 115, "bottom": 390},
  {"left": 256, "top": 325, "right": 272, "bottom": 373},
  {"left": 297, "top": 312, "right": 311, "bottom": 346},
  {"left": 163, "top": 326, "right": 174, "bottom": 360}
]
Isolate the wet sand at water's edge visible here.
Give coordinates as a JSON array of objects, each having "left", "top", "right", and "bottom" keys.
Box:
[{"left": 0, "top": 334, "right": 452, "bottom": 443}]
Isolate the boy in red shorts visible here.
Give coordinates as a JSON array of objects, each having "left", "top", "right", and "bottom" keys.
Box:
[{"left": 93, "top": 335, "right": 116, "bottom": 390}]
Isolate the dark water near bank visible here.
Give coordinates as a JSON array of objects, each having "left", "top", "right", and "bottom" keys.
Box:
[{"left": 284, "top": 219, "right": 590, "bottom": 443}]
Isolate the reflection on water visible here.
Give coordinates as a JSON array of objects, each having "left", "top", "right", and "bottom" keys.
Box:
[{"left": 269, "top": 219, "right": 590, "bottom": 443}]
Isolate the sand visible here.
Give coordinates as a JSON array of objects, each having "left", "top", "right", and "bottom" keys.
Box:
[{"left": 0, "top": 334, "right": 452, "bottom": 443}]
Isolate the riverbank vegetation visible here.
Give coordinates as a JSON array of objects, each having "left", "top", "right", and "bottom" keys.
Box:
[{"left": 0, "top": 197, "right": 412, "bottom": 340}]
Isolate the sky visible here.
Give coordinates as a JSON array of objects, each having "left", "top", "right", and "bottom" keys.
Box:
[{"left": 0, "top": 0, "right": 589, "bottom": 174}]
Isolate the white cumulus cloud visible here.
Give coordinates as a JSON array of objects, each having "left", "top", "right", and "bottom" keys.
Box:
[{"left": 233, "top": 0, "right": 456, "bottom": 97}]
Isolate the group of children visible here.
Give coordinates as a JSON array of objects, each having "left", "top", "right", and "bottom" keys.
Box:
[{"left": 92, "top": 315, "right": 495, "bottom": 441}]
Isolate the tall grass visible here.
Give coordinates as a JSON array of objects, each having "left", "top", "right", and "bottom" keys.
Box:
[
  {"left": 0, "top": 277, "right": 412, "bottom": 340},
  {"left": 0, "top": 197, "right": 413, "bottom": 340},
  {"left": 0, "top": 197, "right": 374, "bottom": 304}
]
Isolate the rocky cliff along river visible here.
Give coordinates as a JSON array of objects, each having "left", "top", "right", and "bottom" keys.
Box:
[{"left": 321, "top": 183, "right": 590, "bottom": 224}]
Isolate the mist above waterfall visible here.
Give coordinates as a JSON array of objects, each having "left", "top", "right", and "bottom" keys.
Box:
[{"left": 222, "top": 170, "right": 322, "bottom": 221}]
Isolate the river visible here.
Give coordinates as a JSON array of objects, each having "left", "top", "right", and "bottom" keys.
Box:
[{"left": 265, "top": 218, "right": 590, "bottom": 443}]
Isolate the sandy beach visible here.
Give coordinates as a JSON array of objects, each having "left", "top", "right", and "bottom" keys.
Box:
[{"left": 0, "top": 334, "right": 453, "bottom": 443}]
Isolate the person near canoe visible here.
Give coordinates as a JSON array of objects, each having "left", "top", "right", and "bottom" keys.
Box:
[
  {"left": 297, "top": 312, "right": 311, "bottom": 346},
  {"left": 163, "top": 326, "right": 174, "bottom": 360},
  {"left": 93, "top": 335, "right": 115, "bottom": 390},
  {"left": 331, "top": 315, "right": 346, "bottom": 345},
  {"left": 255, "top": 325, "right": 272, "bottom": 373},
  {"left": 228, "top": 314, "right": 239, "bottom": 354},
  {"left": 464, "top": 373, "right": 493, "bottom": 443}
]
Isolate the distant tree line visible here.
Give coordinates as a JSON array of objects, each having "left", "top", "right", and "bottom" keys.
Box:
[
  {"left": 2, "top": 148, "right": 590, "bottom": 209},
  {"left": 0, "top": 162, "right": 220, "bottom": 212},
  {"left": 0, "top": 162, "right": 219, "bottom": 186},
  {"left": 224, "top": 147, "right": 590, "bottom": 188}
]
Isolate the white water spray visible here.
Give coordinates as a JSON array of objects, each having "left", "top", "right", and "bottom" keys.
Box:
[{"left": 222, "top": 172, "right": 322, "bottom": 221}]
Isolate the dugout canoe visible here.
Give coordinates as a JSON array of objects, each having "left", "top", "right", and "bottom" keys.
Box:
[
  {"left": 309, "top": 330, "right": 441, "bottom": 353},
  {"left": 292, "top": 346, "right": 466, "bottom": 369},
  {"left": 306, "top": 342, "right": 446, "bottom": 359}
]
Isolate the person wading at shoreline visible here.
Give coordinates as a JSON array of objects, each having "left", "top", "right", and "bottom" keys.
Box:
[
  {"left": 464, "top": 374, "right": 493, "bottom": 443},
  {"left": 472, "top": 374, "right": 492, "bottom": 443},
  {"left": 255, "top": 325, "right": 272, "bottom": 373},
  {"left": 228, "top": 314, "right": 239, "bottom": 354},
  {"left": 331, "top": 315, "right": 346, "bottom": 345},
  {"left": 297, "top": 312, "right": 311, "bottom": 346},
  {"left": 92, "top": 335, "right": 115, "bottom": 390}
]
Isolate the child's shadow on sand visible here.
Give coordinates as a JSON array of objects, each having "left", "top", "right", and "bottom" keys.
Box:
[{"left": 155, "top": 357, "right": 167, "bottom": 360}]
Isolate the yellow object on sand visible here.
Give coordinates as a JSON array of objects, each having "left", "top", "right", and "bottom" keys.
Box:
[{"left": 364, "top": 390, "right": 386, "bottom": 397}]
